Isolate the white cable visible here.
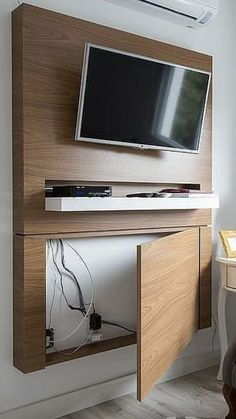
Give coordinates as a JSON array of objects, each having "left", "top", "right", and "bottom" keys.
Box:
[
  {"left": 54, "top": 337, "right": 88, "bottom": 356},
  {"left": 46, "top": 241, "right": 62, "bottom": 293},
  {"left": 47, "top": 240, "right": 85, "bottom": 304},
  {"left": 46, "top": 239, "right": 95, "bottom": 344},
  {"left": 53, "top": 294, "right": 93, "bottom": 343},
  {"left": 47, "top": 272, "right": 57, "bottom": 329}
]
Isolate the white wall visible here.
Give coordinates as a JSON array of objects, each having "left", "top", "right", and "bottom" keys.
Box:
[{"left": 0, "top": 0, "right": 236, "bottom": 416}]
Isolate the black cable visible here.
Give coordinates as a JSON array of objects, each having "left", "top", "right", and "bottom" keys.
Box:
[
  {"left": 59, "top": 239, "right": 86, "bottom": 315},
  {"left": 63, "top": 240, "right": 96, "bottom": 310},
  {"left": 102, "top": 320, "right": 136, "bottom": 334},
  {"left": 50, "top": 240, "right": 135, "bottom": 338},
  {"left": 63, "top": 240, "right": 94, "bottom": 291},
  {"left": 59, "top": 239, "right": 84, "bottom": 302},
  {"left": 49, "top": 240, "right": 70, "bottom": 308}
]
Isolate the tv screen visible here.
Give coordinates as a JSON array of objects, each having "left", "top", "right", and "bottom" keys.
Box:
[{"left": 75, "top": 44, "right": 211, "bottom": 153}]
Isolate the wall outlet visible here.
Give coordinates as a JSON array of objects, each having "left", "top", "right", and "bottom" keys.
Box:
[{"left": 46, "top": 328, "right": 54, "bottom": 348}]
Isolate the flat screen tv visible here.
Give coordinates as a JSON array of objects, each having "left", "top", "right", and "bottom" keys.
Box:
[{"left": 75, "top": 44, "right": 211, "bottom": 153}]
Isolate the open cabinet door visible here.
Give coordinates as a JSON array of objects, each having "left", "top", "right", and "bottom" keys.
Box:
[{"left": 137, "top": 228, "right": 199, "bottom": 401}]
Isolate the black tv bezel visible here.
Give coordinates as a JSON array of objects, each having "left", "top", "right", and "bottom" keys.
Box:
[{"left": 75, "top": 43, "right": 211, "bottom": 154}]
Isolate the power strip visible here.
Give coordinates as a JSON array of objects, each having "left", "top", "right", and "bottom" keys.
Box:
[{"left": 88, "top": 331, "right": 103, "bottom": 342}]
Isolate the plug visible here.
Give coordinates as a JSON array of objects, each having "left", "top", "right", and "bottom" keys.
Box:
[{"left": 90, "top": 312, "right": 102, "bottom": 330}]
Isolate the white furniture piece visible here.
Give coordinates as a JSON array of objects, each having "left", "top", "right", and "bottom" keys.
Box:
[
  {"left": 216, "top": 257, "right": 236, "bottom": 380},
  {"left": 45, "top": 196, "right": 219, "bottom": 212}
]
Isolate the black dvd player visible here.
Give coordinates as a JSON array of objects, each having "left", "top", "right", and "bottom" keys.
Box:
[{"left": 46, "top": 185, "right": 112, "bottom": 198}]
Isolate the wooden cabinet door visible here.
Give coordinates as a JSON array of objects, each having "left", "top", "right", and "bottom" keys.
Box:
[{"left": 137, "top": 228, "right": 200, "bottom": 401}]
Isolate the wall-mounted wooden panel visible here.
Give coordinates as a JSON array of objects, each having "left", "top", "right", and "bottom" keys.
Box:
[
  {"left": 12, "top": 4, "right": 213, "bottom": 375},
  {"left": 20, "top": 209, "right": 211, "bottom": 235},
  {"left": 13, "top": 235, "right": 46, "bottom": 372},
  {"left": 12, "top": 4, "right": 212, "bottom": 235}
]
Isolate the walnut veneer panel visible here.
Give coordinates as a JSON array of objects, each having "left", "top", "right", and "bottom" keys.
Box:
[
  {"left": 13, "top": 235, "right": 46, "bottom": 372},
  {"left": 22, "top": 209, "right": 211, "bottom": 236},
  {"left": 137, "top": 229, "right": 199, "bottom": 400},
  {"left": 12, "top": 4, "right": 213, "bottom": 375},
  {"left": 46, "top": 334, "right": 136, "bottom": 367},
  {"left": 199, "top": 226, "right": 212, "bottom": 329},
  {"left": 12, "top": 6, "right": 24, "bottom": 232},
  {"left": 12, "top": 4, "right": 212, "bottom": 235}
]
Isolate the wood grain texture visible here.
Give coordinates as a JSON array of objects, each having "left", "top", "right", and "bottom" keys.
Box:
[
  {"left": 13, "top": 235, "right": 46, "bottom": 372},
  {"left": 12, "top": 3, "right": 212, "bottom": 235},
  {"left": 19, "top": 226, "right": 195, "bottom": 240},
  {"left": 64, "top": 395, "right": 164, "bottom": 419},
  {"left": 12, "top": 3, "right": 213, "bottom": 376},
  {"left": 18, "top": 209, "right": 211, "bottom": 236},
  {"left": 137, "top": 229, "right": 199, "bottom": 401},
  {"left": 12, "top": 6, "right": 24, "bottom": 233},
  {"left": 199, "top": 226, "right": 212, "bottom": 329},
  {"left": 46, "top": 334, "right": 136, "bottom": 367}
]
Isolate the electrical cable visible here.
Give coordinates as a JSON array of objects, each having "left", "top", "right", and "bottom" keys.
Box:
[
  {"left": 46, "top": 241, "right": 61, "bottom": 293},
  {"left": 48, "top": 308, "right": 90, "bottom": 345},
  {"left": 50, "top": 240, "right": 69, "bottom": 300},
  {"left": 47, "top": 241, "right": 89, "bottom": 306},
  {"left": 49, "top": 240, "right": 70, "bottom": 308},
  {"left": 54, "top": 337, "right": 88, "bottom": 356},
  {"left": 102, "top": 320, "right": 136, "bottom": 334},
  {"left": 61, "top": 243, "right": 134, "bottom": 336},
  {"left": 47, "top": 271, "right": 57, "bottom": 330},
  {"left": 47, "top": 242, "right": 59, "bottom": 329},
  {"left": 17, "top": 0, "right": 21, "bottom": 5},
  {"left": 63, "top": 240, "right": 95, "bottom": 298},
  {"left": 47, "top": 239, "right": 94, "bottom": 344},
  {"left": 60, "top": 242, "right": 136, "bottom": 336},
  {"left": 59, "top": 239, "right": 86, "bottom": 315},
  {"left": 47, "top": 240, "right": 133, "bottom": 346}
]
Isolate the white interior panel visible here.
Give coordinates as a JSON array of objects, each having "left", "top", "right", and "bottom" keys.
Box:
[{"left": 46, "top": 234, "right": 164, "bottom": 350}]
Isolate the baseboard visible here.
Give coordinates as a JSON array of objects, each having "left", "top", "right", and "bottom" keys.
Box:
[
  {"left": 159, "top": 349, "right": 220, "bottom": 383},
  {"left": 0, "top": 350, "right": 219, "bottom": 419}
]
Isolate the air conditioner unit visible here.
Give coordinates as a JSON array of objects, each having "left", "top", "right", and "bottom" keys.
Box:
[{"left": 104, "top": 0, "right": 219, "bottom": 29}]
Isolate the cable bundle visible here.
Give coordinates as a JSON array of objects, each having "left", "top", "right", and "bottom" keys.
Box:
[{"left": 47, "top": 239, "right": 136, "bottom": 355}]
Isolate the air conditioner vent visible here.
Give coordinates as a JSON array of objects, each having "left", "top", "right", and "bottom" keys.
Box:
[
  {"left": 140, "top": 0, "right": 198, "bottom": 20},
  {"left": 199, "top": 11, "right": 213, "bottom": 24},
  {"left": 103, "top": 0, "right": 219, "bottom": 29}
]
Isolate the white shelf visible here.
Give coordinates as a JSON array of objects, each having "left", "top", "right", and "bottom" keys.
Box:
[{"left": 45, "top": 196, "right": 219, "bottom": 212}]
